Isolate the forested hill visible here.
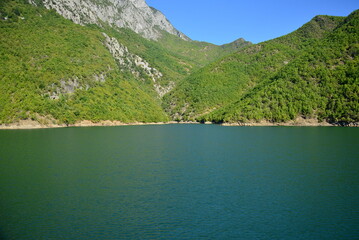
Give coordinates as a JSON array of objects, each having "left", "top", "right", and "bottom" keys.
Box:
[
  {"left": 165, "top": 10, "right": 359, "bottom": 125},
  {"left": 0, "top": 0, "right": 357, "bottom": 126},
  {"left": 0, "top": 0, "right": 247, "bottom": 125}
]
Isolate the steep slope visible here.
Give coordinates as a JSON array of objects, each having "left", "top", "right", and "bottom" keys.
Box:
[
  {"left": 203, "top": 10, "right": 359, "bottom": 125},
  {"left": 0, "top": 0, "right": 170, "bottom": 124},
  {"left": 157, "top": 30, "right": 251, "bottom": 66},
  {"left": 3, "top": 0, "right": 355, "bottom": 127},
  {"left": 165, "top": 12, "right": 358, "bottom": 125},
  {"left": 0, "top": 0, "right": 250, "bottom": 125},
  {"left": 28, "top": 0, "right": 189, "bottom": 41},
  {"left": 28, "top": 0, "right": 250, "bottom": 67}
]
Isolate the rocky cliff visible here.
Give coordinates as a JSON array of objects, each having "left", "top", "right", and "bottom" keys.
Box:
[
  {"left": 102, "top": 32, "right": 174, "bottom": 97},
  {"left": 28, "top": 0, "right": 189, "bottom": 41}
]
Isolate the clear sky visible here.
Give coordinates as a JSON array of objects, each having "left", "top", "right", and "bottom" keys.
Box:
[{"left": 146, "top": 0, "right": 358, "bottom": 45}]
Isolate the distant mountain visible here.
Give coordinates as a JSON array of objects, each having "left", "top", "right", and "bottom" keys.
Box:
[
  {"left": 28, "top": 0, "right": 189, "bottom": 41},
  {"left": 221, "top": 38, "right": 252, "bottom": 51},
  {"left": 156, "top": 31, "right": 252, "bottom": 67},
  {"left": 165, "top": 10, "right": 359, "bottom": 125}
]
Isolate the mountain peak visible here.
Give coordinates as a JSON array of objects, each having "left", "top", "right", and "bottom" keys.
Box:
[
  {"left": 221, "top": 38, "right": 252, "bottom": 50},
  {"left": 28, "top": 0, "right": 189, "bottom": 41},
  {"left": 294, "top": 14, "right": 345, "bottom": 39}
]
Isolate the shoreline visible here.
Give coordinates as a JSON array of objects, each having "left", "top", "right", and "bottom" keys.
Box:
[
  {"left": 0, "top": 119, "right": 357, "bottom": 130},
  {"left": 0, "top": 119, "right": 199, "bottom": 130}
]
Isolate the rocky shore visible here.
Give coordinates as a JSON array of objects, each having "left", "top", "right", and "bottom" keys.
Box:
[
  {"left": 0, "top": 118, "right": 357, "bottom": 130},
  {"left": 221, "top": 118, "right": 334, "bottom": 127},
  {"left": 0, "top": 119, "right": 198, "bottom": 130},
  {"left": 220, "top": 118, "right": 358, "bottom": 127}
]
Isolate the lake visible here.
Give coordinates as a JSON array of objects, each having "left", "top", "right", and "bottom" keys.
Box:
[{"left": 0, "top": 125, "right": 358, "bottom": 239}]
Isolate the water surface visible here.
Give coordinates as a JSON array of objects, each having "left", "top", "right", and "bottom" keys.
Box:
[{"left": 0, "top": 125, "right": 358, "bottom": 239}]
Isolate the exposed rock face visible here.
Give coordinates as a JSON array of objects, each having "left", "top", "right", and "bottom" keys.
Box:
[
  {"left": 29, "top": 0, "right": 189, "bottom": 41},
  {"left": 46, "top": 73, "right": 105, "bottom": 100},
  {"left": 102, "top": 33, "right": 174, "bottom": 97}
]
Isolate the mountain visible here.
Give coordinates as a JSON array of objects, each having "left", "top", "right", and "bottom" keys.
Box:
[
  {"left": 221, "top": 38, "right": 252, "bottom": 51},
  {"left": 0, "top": 0, "right": 357, "bottom": 127},
  {"left": 165, "top": 10, "right": 359, "bottom": 125},
  {"left": 0, "top": 0, "right": 248, "bottom": 125},
  {"left": 157, "top": 31, "right": 252, "bottom": 67},
  {"left": 0, "top": 1, "right": 168, "bottom": 124},
  {"left": 27, "top": 0, "right": 251, "bottom": 67},
  {"left": 28, "top": 0, "right": 189, "bottom": 41}
]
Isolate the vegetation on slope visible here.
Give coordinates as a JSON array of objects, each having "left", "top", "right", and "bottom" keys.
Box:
[
  {"left": 1, "top": 0, "right": 357, "bottom": 126},
  {"left": 157, "top": 30, "right": 251, "bottom": 67},
  {"left": 0, "top": 0, "right": 248, "bottom": 125},
  {"left": 97, "top": 26, "right": 198, "bottom": 86},
  {"left": 166, "top": 11, "right": 358, "bottom": 124},
  {"left": 0, "top": 0, "right": 168, "bottom": 124}
]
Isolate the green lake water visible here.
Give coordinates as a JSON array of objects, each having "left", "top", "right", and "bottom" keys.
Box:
[{"left": 0, "top": 125, "right": 358, "bottom": 239}]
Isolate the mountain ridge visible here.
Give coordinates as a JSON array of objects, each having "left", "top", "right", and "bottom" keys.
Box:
[
  {"left": 28, "top": 0, "right": 189, "bottom": 41},
  {"left": 0, "top": 0, "right": 357, "bottom": 127},
  {"left": 168, "top": 11, "right": 358, "bottom": 125},
  {"left": 0, "top": 0, "right": 248, "bottom": 125}
]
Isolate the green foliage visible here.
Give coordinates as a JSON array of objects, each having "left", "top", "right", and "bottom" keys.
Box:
[
  {"left": 157, "top": 30, "right": 251, "bottom": 67},
  {"left": 96, "top": 26, "right": 250, "bottom": 86},
  {"left": 164, "top": 30, "right": 304, "bottom": 120},
  {"left": 1, "top": 1, "right": 357, "bottom": 126},
  {"left": 99, "top": 26, "right": 197, "bottom": 86},
  {"left": 193, "top": 11, "right": 359, "bottom": 124},
  {"left": 0, "top": 0, "right": 168, "bottom": 124}
]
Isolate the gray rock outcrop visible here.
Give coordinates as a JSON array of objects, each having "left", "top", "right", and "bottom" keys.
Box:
[
  {"left": 102, "top": 33, "right": 174, "bottom": 97},
  {"left": 28, "top": 0, "right": 189, "bottom": 41}
]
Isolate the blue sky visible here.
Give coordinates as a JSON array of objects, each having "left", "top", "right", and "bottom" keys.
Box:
[{"left": 146, "top": 0, "right": 358, "bottom": 45}]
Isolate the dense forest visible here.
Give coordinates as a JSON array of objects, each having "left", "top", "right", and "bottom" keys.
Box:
[
  {"left": 0, "top": 0, "right": 166, "bottom": 124},
  {"left": 0, "top": 0, "right": 245, "bottom": 125},
  {"left": 0, "top": 0, "right": 358, "bottom": 126},
  {"left": 166, "top": 11, "right": 359, "bottom": 125}
]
